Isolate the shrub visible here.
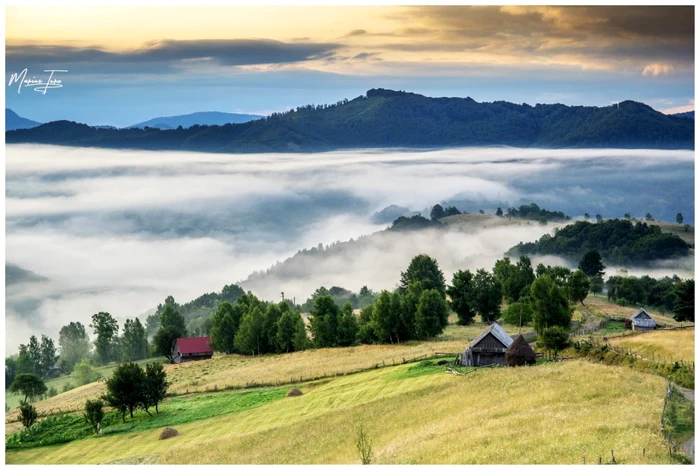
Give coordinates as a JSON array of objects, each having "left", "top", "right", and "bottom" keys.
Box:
[
  {"left": 62, "top": 382, "right": 74, "bottom": 393},
  {"left": 19, "top": 401, "right": 38, "bottom": 429},
  {"left": 84, "top": 399, "right": 105, "bottom": 434},
  {"left": 355, "top": 422, "right": 373, "bottom": 465},
  {"left": 73, "top": 358, "right": 102, "bottom": 386},
  {"left": 47, "top": 386, "right": 58, "bottom": 398}
]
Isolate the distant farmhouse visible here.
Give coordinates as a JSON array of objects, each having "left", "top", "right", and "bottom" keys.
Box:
[
  {"left": 172, "top": 337, "right": 214, "bottom": 363},
  {"left": 630, "top": 308, "right": 656, "bottom": 331},
  {"left": 459, "top": 323, "right": 514, "bottom": 367}
]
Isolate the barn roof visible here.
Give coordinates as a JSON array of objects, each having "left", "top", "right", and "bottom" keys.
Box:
[
  {"left": 470, "top": 322, "right": 513, "bottom": 349},
  {"left": 176, "top": 336, "right": 213, "bottom": 355},
  {"left": 630, "top": 308, "right": 652, "bottom": 320}
]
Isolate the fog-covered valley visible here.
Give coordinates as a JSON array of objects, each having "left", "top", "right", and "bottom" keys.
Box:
[{"left": 5, "top": 145, "right": 695, "bottom": 353}]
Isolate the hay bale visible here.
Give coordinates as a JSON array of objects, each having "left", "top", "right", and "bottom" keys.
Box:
[
  {"left": 505, "top": 334, "right": 536, "bottom": 367},
  {"left": 158, "top": 427, "right": 179, "bottom": 440},
  {"left": 286, "top": 387, "right": 303, "bottom": 397}
]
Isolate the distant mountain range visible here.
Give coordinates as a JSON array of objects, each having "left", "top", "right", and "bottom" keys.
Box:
[
  {"left": 127, "top": 111, "right": 263, "bottom": 129},
  {"left": 6, "top": 109, "right": 42, "bottom": 131},
  {"left": 673, "top": 111, "right": 694, "bottom": 119},
  {"left": 6, "top": 89, "right": 694, "bottom": 151}
]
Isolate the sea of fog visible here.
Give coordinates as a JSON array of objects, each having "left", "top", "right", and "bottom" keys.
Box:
[{"left": 5, "top": 145, "right": 695, "bottom": 353}]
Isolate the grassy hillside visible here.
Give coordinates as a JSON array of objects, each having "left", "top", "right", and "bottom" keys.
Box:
[
  {"left": 6, "top": 360, "right": 672, "bottom": 464},
  {"left": 5, "top": 320, "right": 531, "bottom": 427},
  {"left": 611, "top": 329, "right": 695, "bottom": 363}
]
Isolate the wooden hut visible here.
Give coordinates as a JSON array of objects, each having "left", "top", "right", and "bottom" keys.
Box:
[
  {"left": 172, "top": 337, "right": 214, "bottom": 363},
  {"left": 505, "top": 334, "right": 536, "bottom": 366},
  {"left": 630, "top": 308, "right": 656, "bottom": 331},
  {"left": 459, "top": 323, "right": 513, "bottom": 367}
]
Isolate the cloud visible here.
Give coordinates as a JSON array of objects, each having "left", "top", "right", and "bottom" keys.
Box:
[
  {"left": 6, "top": 39, "right": 342, "bottom": 74},
  {"left": 344, "top": 29, "right": 368, "bottom": 37},
  {"left": 642, "top": 63, "right": 674, "bottom": 76}
]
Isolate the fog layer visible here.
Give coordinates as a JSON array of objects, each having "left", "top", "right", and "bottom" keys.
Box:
[{"left": 5, "top": 145, "right": 694, "bottom": 353}]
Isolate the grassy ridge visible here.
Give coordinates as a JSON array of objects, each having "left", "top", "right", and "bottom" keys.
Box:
[
  {"left": 6, "top": 361, "right": 672, "bottom": 464},
  {"left": 611, "top": 329, "right": 695, "bottom": 363}
]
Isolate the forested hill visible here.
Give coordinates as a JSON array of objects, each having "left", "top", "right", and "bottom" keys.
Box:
[{"left": 6, "top": 89, "right": 694, "bottom": 152}]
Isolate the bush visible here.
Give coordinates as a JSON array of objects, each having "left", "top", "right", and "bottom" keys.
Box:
[
  {"left": 355, "top": 422, "right": 373, "bottom": 465},
  {"left": 19, "top": 402, "right": 38, "bottom": 429},
  {"left": 62, "top": 382, "right": 74, "bottom": 393},
  {"left": 83, "top": 399, "right": 105, "bottom": 434},
  {"left": 47, "top": 386, "right": 58, "bottom": 398},
  {"left": 73, "top": 358, "right": 102, "bottom": 386}
]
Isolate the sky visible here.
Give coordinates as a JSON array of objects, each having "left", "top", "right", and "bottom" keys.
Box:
[{"left": 5, "top": 5, "right": 696, "bottom": 126}]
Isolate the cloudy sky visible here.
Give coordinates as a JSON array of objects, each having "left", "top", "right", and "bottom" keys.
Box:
[{"left": 6, "top": 5, "right": 695, "bottom": 126}]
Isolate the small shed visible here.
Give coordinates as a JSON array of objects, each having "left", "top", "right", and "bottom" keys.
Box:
[
  {"left": 630, "top": 308, "right": 656, "bottom": 331},
  {"left": 172, "top": 337, "right": 214, "bottom": 363},
  {"left": 459, "top": 323, "right": 513, "bottom": 367},
  {"left": 505, "top": 334, "right": 536, "bottom": 367}
]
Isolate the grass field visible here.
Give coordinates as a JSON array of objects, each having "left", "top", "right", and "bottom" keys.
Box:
[
  {"left": 648, "top": 220, "right": 695, "bottom": 246},
  {"left": 581, "top": 296, "right": 683, "bottom": 329},
  {"left": 6, "top": 360, "right": 674, "bottom": 464},
  {"left": 5, "top": 321, "right": 532, "bottom": 426},
  {"left": 610, "top": 329, "right": 695, "bottom": 363}
]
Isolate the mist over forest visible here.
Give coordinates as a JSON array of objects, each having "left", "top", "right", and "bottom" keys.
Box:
[{"left": 5, "top": 144, "right": 694, "bottom": 353}]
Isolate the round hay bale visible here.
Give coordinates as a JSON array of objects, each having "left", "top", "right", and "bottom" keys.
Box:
[
  {"left": 158, "top": 427, "right": 179, "bottom": 440},
  {"left": 505, "top": 334, "right": 536, "bottom": 367},
  {"left": 286, "top": 387, "right": 303, "bottom": 397}
]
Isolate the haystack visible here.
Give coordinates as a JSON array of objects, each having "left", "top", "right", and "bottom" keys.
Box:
[
  {"left": 158, "top": 427, "right": 179, "bottom": 440},
  {"left": 505, "top": 334, "right": 536, "bottom": 367},
  {"left": 286, "top": 387, "right": 303, "bottom": 397}
]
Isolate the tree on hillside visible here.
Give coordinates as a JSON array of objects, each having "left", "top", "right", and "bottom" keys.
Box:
[
  {"left": 58, "top": 322, "right": 91, "bottom": 372},
  {"left": 121, "top": 318, "right": 149, "bottom": 361},
  {"left": 645, "top": 212, "right": 654, "bottom": 221},
  {"left": 530, "top": 275, "right": 572, "bottom": 335},
  {"left": 90, "top": 312, "right": 119, "bottom": 365},
  {"left": 371, "top": 291, "right": 400, "bottom": 344},
  {"left": 430, "top": 204, "right": 445, "bottom": 221},
  {"left": 578, "top": 250, "right": 606, "bottom": 278},
  {"left": 39, "top": 335, "right": 58, "bottom": 378},
  {"left": 589, "top": 275, "right": 604, "bottom": 297},
  {"left": 414, "top": 289, "right": 447, "bottom": 340},
  {"left": 73, "top": 358, "right": 101, "bottom": 386},
  {"left": 102, "top": 362, "right": 147, "bottom": 422},
  {"left": 234, "top": 307, "right": 266, "bottom": 355},
  {"left": 673, "top": 279, "right": 694, "bottom": 323},
  {"left": 263, "top": 303, "right": 283, "bottom": 353},
  {"left": 444, "top": 205, "right": 461, "bottom": 217},
  {"left": 10, "top": 373, "right": 47, "bottom": 403},
  {"left": 144, "top": 362, "right": 169, "bottom": 413},
  {"left": 276, "top": 310, "right": 305, "bottom": 352},
  {"left": 309, "top": 295, "right": 341, "bottom": 348},
  {"left": 596, "top": 214, "right": 603, "bottom": 223},
  {"left": 292, "top": 320, "right": 311, "bottom": 351},
  {"left": 84, "top": 399, "right": 105, "bottom": 434},
  {"left": 494, "top": 255, "right": 535, "bottom": 303},
  {"left": 584, "top": 213, "right": 590, "bottom": 220},
  {"left": 5, "top": 358, "right": 17, "bottom": 390},
  {"left": 500, "top": 300, "right": 534, "bottom": 327},
  {"left": 447, "top": 270, "right": 475, "bottom": 325},
  {"left": 337, "top": 303, "right": 359, "bottom": 347},
  {"left": 399, "top": 254, "right": 446, "bottom": 298},
  {"left": 567, "top": 270, "right": 591, "bottom": 305},
  {"left": 152, "top": 304, "right": 187, "bottom": 360},
  {"left": 676, "top": 213, "right": 684, "bottom": 224},
  {"left": 471, "top": 269, "right": 502, "bottom": 323},
  {"left": 210, "top": 301, "right": 242, "bottom": 354},
  {"left": 624, "top": 212, "right": 631, "bottom": 219},
  {"left": 538, "top": 326, "right": 570, "bottom": 358},
  {"left": 19, "top": 402, "right": 38, "bottom": 429}
]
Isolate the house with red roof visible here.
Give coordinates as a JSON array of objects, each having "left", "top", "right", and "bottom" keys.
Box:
[{"left": 172, "top": 336, "right": 214, "bottom": 363}]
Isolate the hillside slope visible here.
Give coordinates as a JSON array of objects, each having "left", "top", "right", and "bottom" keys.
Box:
[
  {"left": 127, "top": 111, "right": 263, "bottom": 129},
  {"left": 6, "top": 89, "right": 694, "bottom": 152},
  {"left": 6, "top": 109, "right": 41, "bottom": 131}
]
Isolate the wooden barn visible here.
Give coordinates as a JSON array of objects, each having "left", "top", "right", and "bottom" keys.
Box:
[
  {"left": 630, "top": 308, "right": 656, "bottom": 331},
  {"left": 172, "top": 337, "right": 214, "bottom": 363},
  {"left": 459, "top": 323, "right": 514, "bottom": 367}
]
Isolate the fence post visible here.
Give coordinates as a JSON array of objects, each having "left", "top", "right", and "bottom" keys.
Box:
[{"left": 610, "top": 450, "right": 615, "bottom": 464}]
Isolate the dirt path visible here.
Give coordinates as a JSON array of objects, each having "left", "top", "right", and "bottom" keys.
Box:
[{"left": 677, "top": 386, "right": 695, "bottom": 463}]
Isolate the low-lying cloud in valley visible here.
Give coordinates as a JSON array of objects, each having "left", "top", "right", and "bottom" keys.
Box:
[{"left": 5, "top": 145, "right": 694, "bottom": 353}]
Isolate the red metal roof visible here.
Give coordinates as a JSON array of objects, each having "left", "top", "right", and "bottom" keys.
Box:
[{"left": 176, "top": 336, "right": 213, "bottom": 355}]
